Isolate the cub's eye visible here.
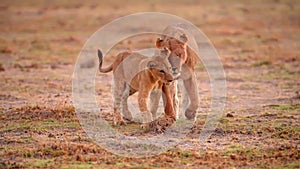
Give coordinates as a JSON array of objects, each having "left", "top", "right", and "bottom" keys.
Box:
[{"left": 159, "top": 70, "right": 165, "bottom": 74}]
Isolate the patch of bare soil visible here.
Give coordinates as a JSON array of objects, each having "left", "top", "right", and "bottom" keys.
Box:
[{"left": 1, "top": 0, "right": 300, "bottom": 168}]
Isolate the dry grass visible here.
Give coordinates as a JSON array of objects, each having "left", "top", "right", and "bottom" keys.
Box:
[{"left": 1, "top": 0, "right": 300, "bottom": 168}]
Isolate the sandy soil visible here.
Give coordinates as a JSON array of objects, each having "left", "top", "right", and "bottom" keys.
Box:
[{"left": 0, "top": 0, "right": 299, "bottom": 168}]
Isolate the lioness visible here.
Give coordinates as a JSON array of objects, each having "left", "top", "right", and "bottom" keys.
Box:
[
  {"left": 155, "top": 25, "right": 200, "bottom": 120},
  {"left": 97, "top": 49, "right": 175, "bottom": 125}
]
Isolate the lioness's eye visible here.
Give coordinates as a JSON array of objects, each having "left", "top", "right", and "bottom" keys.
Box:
[{"left": 159, "top": 70, "right": 165, "bottom": 73}]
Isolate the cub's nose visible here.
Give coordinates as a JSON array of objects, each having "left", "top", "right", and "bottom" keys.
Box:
[
  {"left": 172, "top": 72, "right": 181, "bottom": 80},
  {"left": 172, "top": 67, "right": 177, "bottom": 72}
]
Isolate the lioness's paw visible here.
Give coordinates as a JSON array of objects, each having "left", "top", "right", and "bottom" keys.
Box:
[{"left": 185, "top": 109, "right": 196, "bottom": 121}]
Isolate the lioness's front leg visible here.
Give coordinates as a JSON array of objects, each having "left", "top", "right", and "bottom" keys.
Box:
[
  {"left": 183, "top": 75, "right": 199, "bottom": 120},
  {"left": 180, "top": 81, "right": 190, "bottom": 117}
]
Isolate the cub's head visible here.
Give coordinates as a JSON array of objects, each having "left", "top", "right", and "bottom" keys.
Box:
[
  {"left": 156, "top": 34, "right": 188, "bottom": 77},
  {"left": 147, "top": 49, "right": 174, "bottom": 84}
]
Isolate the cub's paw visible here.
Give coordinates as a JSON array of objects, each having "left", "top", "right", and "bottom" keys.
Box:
[
  {"left": 122, "top": 110, "right": 133, "bottom": 122},
  {"left": 140, "top": 123, "right": 150, "bottom": 130},
  {"left": 122, "top": 118, "right": 134, "bottom": 124},
  {"left": 114, "top": 114, "right": 127, "bottom": 126},
  {"left": 113, "top": 119, "right": 127, "bottom": 126},
  {"left": 141, "top": 111, "right": 153, "bottom": 123}
]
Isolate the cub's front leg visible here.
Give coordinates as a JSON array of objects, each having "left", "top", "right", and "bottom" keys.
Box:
[
  {"left": 150, "top": 89, "right": 162, "bottom": 119},
  {"left": 147, "top": 84, "right": 176, "bottom": 133},
  {"left": 112, "top": 79, "right": 127, "bottom": 125},
  {"left": 121, "top": 84, "right": 133, "bottom": 121},
  {"left": 138, "top": 87, "right": 153, "bottom": 124}
]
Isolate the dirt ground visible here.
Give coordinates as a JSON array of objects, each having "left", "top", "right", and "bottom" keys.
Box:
[{"left": 0, "top": 0, "right": 299, "bottom": 168}]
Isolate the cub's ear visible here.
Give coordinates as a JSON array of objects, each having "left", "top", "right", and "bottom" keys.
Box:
[
  {"left": 147, "top": 61, "right": 156, "bottom": 68},
  {"left": 160, "top": 49, "right": 170, "bottom": 56},
  {"left": 180, "top": 34, "right": 188, "bottom": 43},
  {"left": 155, "top": 38, "right": 164, "bottom": 49}
]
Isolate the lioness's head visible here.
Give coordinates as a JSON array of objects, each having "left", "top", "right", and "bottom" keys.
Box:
[
  {"left": 156, "top": 34, "right": 188, "bottom": 77},
  {"left": 147, "top": 49, "right": 174, "bottom": 84}
]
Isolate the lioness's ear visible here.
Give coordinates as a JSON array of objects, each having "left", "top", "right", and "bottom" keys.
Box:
[
  {"left": 155, "top": 38, "right": 164, "bottom": 49},
  {"left": 180, "top": 34, "right": 188, "bottom": 43},
  {"left": 147, "top": 61, "right": 156, "bottom": 68}
]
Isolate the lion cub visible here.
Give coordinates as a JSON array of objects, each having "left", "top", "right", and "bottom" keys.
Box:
[{"left": 97, "top": 49, "right": 174, "bottom": 125}]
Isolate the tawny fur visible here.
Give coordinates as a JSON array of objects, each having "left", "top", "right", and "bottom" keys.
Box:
[
  {"left": 155, "top": 25, "right": 200, "bottom": 121},
  {"left": 98, "top": 49, "right": 175, "bottom": 125}
]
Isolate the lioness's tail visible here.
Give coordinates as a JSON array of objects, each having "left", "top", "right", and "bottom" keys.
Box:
[{"left": 98, "top": 49, "right": 113, "bottom": 73}]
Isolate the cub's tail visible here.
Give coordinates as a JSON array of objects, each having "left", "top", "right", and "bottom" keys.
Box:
[{"left": 98, "top": 49, "right": 113, "bottom": 73}]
